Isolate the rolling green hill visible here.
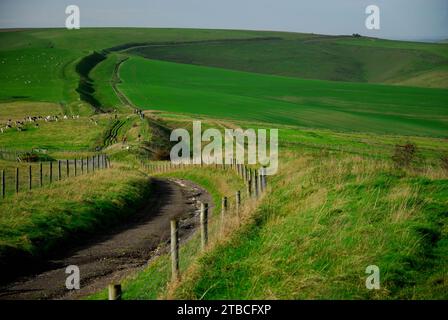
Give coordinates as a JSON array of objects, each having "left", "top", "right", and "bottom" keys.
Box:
[
  {"left": 128, "top": 37, "right": 448, "bottom": 88},
  {"left": 2, "top": 28, "right": 446, "bottom": 114},
  {"left": 0, "top": 28, "right": 303, "bottom": 110},
  {"left": 119, "top": 57, "right": 448, "bottom": 137}
]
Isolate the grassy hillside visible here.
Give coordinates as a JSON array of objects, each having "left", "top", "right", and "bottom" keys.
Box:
[
  {"left": 128, "top": 37, "right": 448, "bottom": 88},
  {"left": 0, "top": 28, "right": 301, "bottom": 109},
  {"left": 0, "top": 165, "right": 151, "bottom": 266},
  {"left": 92, "top": 115, "right": 446, "bottom": 300},
  {"left": 90, "top": 54, "right": 125, "bottom": 109},
  {"left": 160, "top": 113, "right": 448, "bottom": 163},
  {"left": 0, "top": 28, "right": 447, "bottom": 300},
  {"left": 0, "top": 101, "right": 62, "bottom": 121},
  {"left": 172, "top": 150, "right": 448, "bottom": 299},
  {"left": 2, "top": 28, "right": 445, "bottom": 113},
  {"left": 0, "top": 115, "right": 109, "bottom": 151},
  {"left": 78, "top": 113, "right": 448, "bottom": 300},
  {"left": 0, "top": 100, "right": 148, "bottom": 153},
  {"left": 0, "top": 48, "right": 79, "bottom": 104},
  {"left": 119, "top": 57, "right": 448, "bottom": 137}
]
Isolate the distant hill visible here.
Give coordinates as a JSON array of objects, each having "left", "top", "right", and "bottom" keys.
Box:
[
  {"left": 128, "top": 35, "right": 448, "bottom": 89},
  {"left": 0, "top": 28, "right": 447, "bottom": 111}
]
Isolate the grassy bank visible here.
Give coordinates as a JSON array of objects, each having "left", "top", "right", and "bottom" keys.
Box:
[
  {"left": 170, "top": 151, "right": 448, "bottom": 299},
  {"left": 0, "top": 165, "right": 151, "bottom": 272}
]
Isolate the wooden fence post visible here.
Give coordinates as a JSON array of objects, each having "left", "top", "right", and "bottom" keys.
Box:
[
  {"left": 261, "top": 167, "right": 266, "bottom": 192},
  {"left": 15, "top": 167, "right": 19, "bottom": 193},
  {"left": 171, "top": 219, "right": 179, "bottom": 281},
  {"left": 264, "top": 167, "right": 268, "bottom": 189},
  {"left": 29, "top": 165, "right": 32, "bottom": 190},
  {"left": 221, "top": 196, "right": 228, "bottom": 232},
  {"left": 236, "top": 190, "right": 241, "bottom": 222},
  {"left": 66, "top": 159, "right": 69, "bottom": 178},
  {"left": 221, "top": 197, "right": 228, "bottom": 215},
  {"left": 247, "top": 178, "right": 252, "bottom": 197},
  {"left": 86, "top": 157, "right": 89, "bottom": 173},
  {"left": 253, "top": 170, "right": 259, "bottom": 198},
  {"left": 74, "top": 159, "right": 77, "bottom": 177},
  {"left": 1, "top": 169, "right": 5, "bottom": 198},
  {"left": 200, "top": 202, "right": 209, "bottom": 250},
  {"left": 108, "top": 284, "right": 122, "bottom": 300},
  {"left": 81, "top": 158, "right": 84, "bottom": 174},
  {"left": 58, "top": 160, "right": 61, "bottom": 181},
  {"left": 40, "top": 163, "right": 43, "bottom": 187},
  {"left": 49, "top": 162, "right": 53, "bottom": 184}
]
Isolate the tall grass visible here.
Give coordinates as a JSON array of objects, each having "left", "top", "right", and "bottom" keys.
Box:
[{"left": 169, "top": 151, "right": 448, "bottom": 299}]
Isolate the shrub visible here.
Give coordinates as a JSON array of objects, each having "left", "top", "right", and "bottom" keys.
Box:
[
  {"left": 392, "top": 143, "right": 417, "bottom": 168},
  {"left": 441, "top": 154, "right": 448, "bottom": 172}
]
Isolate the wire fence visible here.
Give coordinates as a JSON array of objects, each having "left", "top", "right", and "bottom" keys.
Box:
[
  {"left": 107, "top": 159, "right": 268, "bottom": 300},
  {"left": 0, "top": 154, "right": 110, "bottom": 199}
]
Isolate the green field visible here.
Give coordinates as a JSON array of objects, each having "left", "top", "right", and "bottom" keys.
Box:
[
  {"left": 0, "top": 28, "right": 447, "bottom": 300},
  {"left": 119, "top": 57, "right": 448, "bottom": 136},
  {"left": 0, "top": 28, "right": 299, "bottom": 110},
  {"left": 0, "top": 115, "right": 109, "bottom": 151},
  {"left": 129, "top": 37, "right": 448, "bottom": 87}
]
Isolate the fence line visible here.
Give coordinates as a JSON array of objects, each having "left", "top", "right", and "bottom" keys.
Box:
[
  {"left": 107, "top": 158, "right": 268, "bottom": 299},
  {"left": 0, "top": 154, "right": 111, "bottom": 199}
]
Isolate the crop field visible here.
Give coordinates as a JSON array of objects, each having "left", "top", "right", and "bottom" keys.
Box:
[
  {"left": 119, "top": 57, "right": 448, "bottom": 136},
  {"left": 129, "top": 37, "right": 448, "bottom": 87}
]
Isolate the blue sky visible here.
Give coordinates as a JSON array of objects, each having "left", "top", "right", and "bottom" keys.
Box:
[{"left": 0, "top": 0, "right": 447, "bottom": 41}]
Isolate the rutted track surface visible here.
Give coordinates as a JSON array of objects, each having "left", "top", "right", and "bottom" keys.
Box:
[
  {"left": 103, "top": 118, "right": 127, "bottom": 147},
  {"left": 0, "top": 178, "right": 213, "bottom": 300}
]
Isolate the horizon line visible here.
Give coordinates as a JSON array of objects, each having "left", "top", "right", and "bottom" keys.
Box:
[{"left": 0, "top": 26, "right": 446, "bottom": 44}]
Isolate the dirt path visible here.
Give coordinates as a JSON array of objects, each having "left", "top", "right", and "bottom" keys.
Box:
[{"left": 0, "top": 178, "right": 213, "bottom": 300}]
